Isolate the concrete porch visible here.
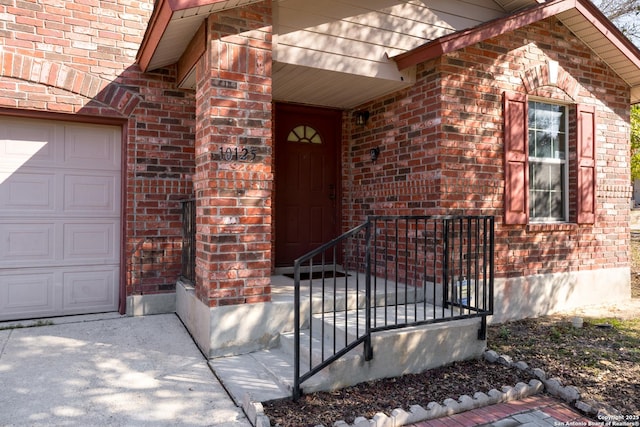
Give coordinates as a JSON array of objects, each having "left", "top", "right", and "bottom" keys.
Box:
[{"left": 177, "top": 271, "right": 488, "bottom": 404}]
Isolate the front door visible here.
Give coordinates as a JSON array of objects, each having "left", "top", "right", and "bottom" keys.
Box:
[{"left": 275, "top": 104, "right": 342, "bottom": 267}]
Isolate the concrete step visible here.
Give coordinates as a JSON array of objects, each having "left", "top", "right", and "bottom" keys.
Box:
[
  {"left": 279, "top": 301, "right": 446, "bottom": 367},
  {"left": 209, "top": 347, "right": 331, "bottom": 405},
  {"left": 209, "top": 349, "right": 291, "bottom": 405},
  {"left": 289, "top": 315, "right": 486, "bottom": 392},
  {"left": 307, "top": 301, "right": 469, "bottom": 345},
  {"left": 279, "top": 327, "right": 366, "bottom": 369},
  {"left": 209, "top": 319, "right": 486, "bottom": 404}
]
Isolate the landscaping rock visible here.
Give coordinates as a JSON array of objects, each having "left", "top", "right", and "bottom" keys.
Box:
[
  {"left": 426, "top": 401, "right": 447, "bottom": 419},
  {"left": 371, "top": 412, "right": 390, "bottom": 427},
  {"left": 352, "top": 416, "right": 370, "bottom": 427},
  {"left": 498, "top": 354, "right": 513, "bottom": 366},
  {"left": 484, "top": 350, "right": 499, "bottom": 363},
  {"left": 390, "top": 408, "right": 411, "bottom": 426},
  {"left": 408, "top": 404, "right": 430, "bottom": 423},
  {"left": 488, "top": 388, "right": 505, "bottom": 403},
  {"left": 559, "top": 385, "right": 580, "bottom": 403},
  {"left": 528, "top": 379, "right": 544, "bottom": 394},
  {"left": 544, "top": 377, "right": 563, "bottom": 395},
  {"left": 473, "top": 392, "right": 491, "bottom": 407},
  {"left": 442, "top": 397, "right": 461, "bottom": 414},
  {"left": 513, "top": 361, "right": 529, "bottom": 371},
  {"left": 532, "top": 368, "right": 546, "bottom": 381},
  {"left": 575, "top": 400, "right": 593, "bottom": 415},
  {"left": 458, "top": 395, "right": 475, "bottom": 411}
]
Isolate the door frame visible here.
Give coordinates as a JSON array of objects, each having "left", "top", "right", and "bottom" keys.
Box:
[{"left": 273, "top": 102, "right": 344, "bottom": 268}]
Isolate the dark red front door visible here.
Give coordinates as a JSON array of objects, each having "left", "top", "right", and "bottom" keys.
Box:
[{"left": 275, "top": 104, "right": 342, "bottom": 267}]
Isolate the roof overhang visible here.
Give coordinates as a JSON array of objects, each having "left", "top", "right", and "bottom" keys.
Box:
[
  {"left": 137, "top": 0, "right": 640, "bottom": 106},
  {"left": 393, "top": 0, "right": 640, "bottom": 104},
  {"left": 136, "top": 0, "right": 417, "bottom": 108},
  {"left": 137, "top": 0, "right": 264, "bottom": 74}
]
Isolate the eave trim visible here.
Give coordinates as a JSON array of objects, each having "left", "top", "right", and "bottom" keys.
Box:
[
  {"left": 392, "top": 0, "right": 577, "bottom": 70},
  {"left": 136, "top": 0, "right": 227, "bottom": 72},
  {"left": 392, "top": 0, "right": 640, "bottom": 74}
]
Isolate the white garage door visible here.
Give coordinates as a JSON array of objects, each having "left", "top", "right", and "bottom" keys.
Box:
[{"left": 0, "top": 117, "right": 121, "bottom": 321}]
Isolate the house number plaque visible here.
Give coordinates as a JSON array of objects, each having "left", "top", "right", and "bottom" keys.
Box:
[{"left": 213, "top": 147, "right": 257, "bottom": 162}]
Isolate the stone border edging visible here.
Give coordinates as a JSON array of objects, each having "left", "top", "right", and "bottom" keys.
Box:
[
  {"left": 244, "top": 349, "right": 605, "bottom": 426},
  {"left": 484, "top": 349, "right": 603, "bottom": 418}
]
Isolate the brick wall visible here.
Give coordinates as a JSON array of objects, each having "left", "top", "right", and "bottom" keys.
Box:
[
  {"left": 193, "top": 2, "right": 273, "bottom": 307},
  {"left": 344, "top": 58, "right": 443, "bottom": 225},
  {"left": 345, "top": 17, "right": 631, "bottom": 280},
  {"left": 0, "top": 0, "right": 196, "bottom": 300},
  {"left": 1, "top": 1, "right": 632, "bottom": 309}
]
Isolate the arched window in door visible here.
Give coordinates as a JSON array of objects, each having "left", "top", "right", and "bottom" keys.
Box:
[{"left": 287, "top": 125, "right": 322, "bottom": 144}]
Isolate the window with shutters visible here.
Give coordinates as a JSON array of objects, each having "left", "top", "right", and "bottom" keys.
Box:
[
  {"left": 503, "top": 92, "right": 596, "bottom": 225},
  {"left": 528, "top": 101, "right": 568, "bottom": 222}
]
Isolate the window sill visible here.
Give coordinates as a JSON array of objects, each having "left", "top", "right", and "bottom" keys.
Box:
[{"left": 527, "top": 223, "right": 578, "bottom": 232}]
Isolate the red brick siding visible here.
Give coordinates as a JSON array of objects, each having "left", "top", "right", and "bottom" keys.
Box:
[
  {"left": 0, "top": 0, "right": 196, "bottom": 299},
  {"left": 344, "top": 59, "right": 443, "bottom": 224},
  {"left": 345, "top": 17, "right": 631, "bottom": 280},
  {"left": 194, "top": 2, "right": 273, "bottom": 307}
]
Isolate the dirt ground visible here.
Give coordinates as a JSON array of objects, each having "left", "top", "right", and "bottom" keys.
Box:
[{"left": 263, "top": 234, "right": 640, "bottom": 426}]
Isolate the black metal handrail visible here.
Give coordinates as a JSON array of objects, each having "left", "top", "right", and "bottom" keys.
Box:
[
  {"left": 292, "top": 215, "right": 494, "bottom": 399},
  {"left": 180, "top": 199, "right": 196, "bottom": 283}
]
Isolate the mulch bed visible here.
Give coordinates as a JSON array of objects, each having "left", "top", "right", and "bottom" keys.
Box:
[{"left": 263, "top": 359, "right": 535, "bottom": 426}]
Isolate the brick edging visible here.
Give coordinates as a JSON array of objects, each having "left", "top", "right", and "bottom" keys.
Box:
[
  {"left": 248, "top": 348, "right": 614, "bottom": 426},
  {"left": 483, "top": 349, "right": 610, "bottom": 419}
]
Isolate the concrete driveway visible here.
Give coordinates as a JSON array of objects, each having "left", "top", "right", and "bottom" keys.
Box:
[{"left": 0, "top": 314, "right": 250, "bottom": 427}]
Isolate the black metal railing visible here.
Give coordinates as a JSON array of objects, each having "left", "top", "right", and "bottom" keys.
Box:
[
  {"left": 181, "top": 199, "right": 196, "bottom": 283},
  {"left": 293, "top": 215, "right": 494, "bottom": 399}
]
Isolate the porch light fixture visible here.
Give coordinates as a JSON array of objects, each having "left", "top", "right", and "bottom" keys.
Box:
[
  {"left": 370, "top": 147, "right": 380, "bottom": 163},
  {"left": 355, "top": 110, "right": 370, "bottom": 126}
]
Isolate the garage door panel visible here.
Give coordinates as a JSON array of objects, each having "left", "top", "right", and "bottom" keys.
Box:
[
  {"left": 64, "top": 125, "right": 120, "bottom": 170},
  {"left": 0, "top": 223, "right": 55, "bottom": 265},
  {"left": 63, "top": 222, "right": 117, "bottom": 262},
  {"left": 0, "top": 121, "right": 59, "bottom": 168},
  {"left": 0, "top": 272, "right": 56, "bottom": 319},
  {"left": 64, "top": 174, "right": 117, "bottom": 213},
  {"left": 63, "top": 269, "right": 117, "bottom": 311},
  {"left": 0, "top": 117, "right": 121, "bottom": 320},
  {"left": 0, "top": 172, "right": 55, "bottom": 213}
]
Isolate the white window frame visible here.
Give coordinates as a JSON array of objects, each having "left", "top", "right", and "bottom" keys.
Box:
[{"left": 528, "top": 99, "right": 570, "bottom": 223}]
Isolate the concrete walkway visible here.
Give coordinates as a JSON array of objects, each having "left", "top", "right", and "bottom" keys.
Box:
[
  {"left": 0, "top": 314, "right": 250, "bottom": 427},
  {"left": 1, "top": 300, "right": 635, "bottom": 426}
]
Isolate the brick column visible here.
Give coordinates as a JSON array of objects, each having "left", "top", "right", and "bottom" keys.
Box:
[{"left": 194, "top": 1, "right": 273, "bottom": 307}]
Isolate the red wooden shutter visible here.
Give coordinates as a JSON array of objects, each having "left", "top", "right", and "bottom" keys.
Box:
[
  {"left": 577, "top": 104, "right": 596, "bottom": 224},
  {"left": 503, "top": 92, "right": 529, "bottom": 225}
]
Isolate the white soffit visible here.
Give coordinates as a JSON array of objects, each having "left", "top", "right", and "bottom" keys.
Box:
[
  {"left": 491, "top": 0, "right": 538, "bottom": 11},
  {"left": 556, "top": 8, "right": 640, "bottom": 95},
  {"left": 146, "top": 0, "right": 264, "bottom": 71},
  {"left": 148, "top": 15, "right": 203, "bottom": 70},
  {"left": 272, "top": 62, "right": 415, "bottom": 109},
  {"left": 146, "top": 0, "right": 640, "bottom": 104}
]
